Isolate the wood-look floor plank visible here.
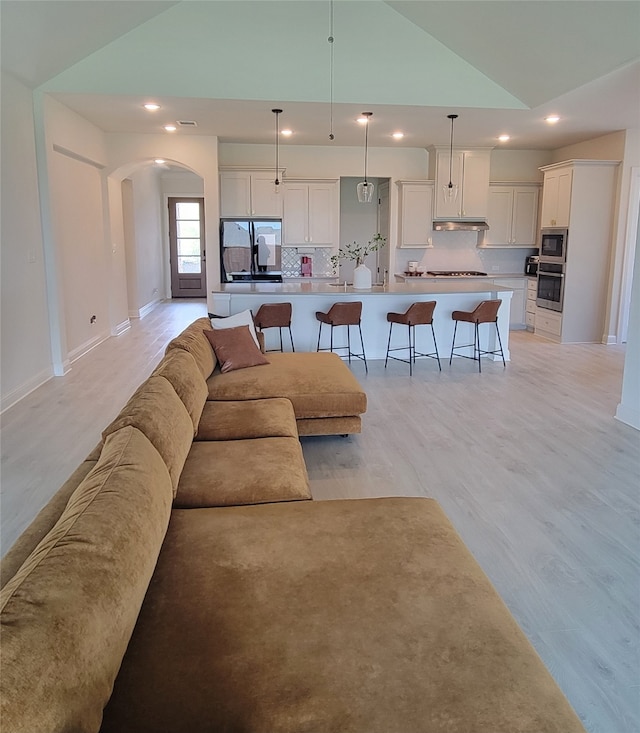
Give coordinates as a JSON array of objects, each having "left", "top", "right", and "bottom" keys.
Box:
[{"left": 1, "top": 299, "right": 638, "bottom": 733}]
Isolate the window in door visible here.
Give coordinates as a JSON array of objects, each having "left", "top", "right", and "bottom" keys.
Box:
[{"left": 168, "top": 197, "right": 206, "bottom": 297}]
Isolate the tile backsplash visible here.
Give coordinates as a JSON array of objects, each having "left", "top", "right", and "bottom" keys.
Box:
[{"left": 282, "top": 247, "right": 335, "bottom": 278}]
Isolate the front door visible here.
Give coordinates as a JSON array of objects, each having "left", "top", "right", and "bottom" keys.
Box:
[{"left": 168, "top": 197, "right": 206, "bottom": 297}]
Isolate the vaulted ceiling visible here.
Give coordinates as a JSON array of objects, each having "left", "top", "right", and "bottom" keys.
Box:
[{"left": 1, "top": 0, "right": 639, "bottom": 149}]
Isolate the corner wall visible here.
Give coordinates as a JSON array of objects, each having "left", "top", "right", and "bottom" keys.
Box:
[{"left": 0, "top": 73, "right": 52, "bottom": 411}]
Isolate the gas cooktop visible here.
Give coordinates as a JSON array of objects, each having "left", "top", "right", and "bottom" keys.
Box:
[{"left": 426, "top": 270, "right": 488, "bottom": 277}]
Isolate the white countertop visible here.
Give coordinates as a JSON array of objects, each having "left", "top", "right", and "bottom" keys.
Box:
[{"left": 212, "top": 280, "right": 515, "bottom": 296}]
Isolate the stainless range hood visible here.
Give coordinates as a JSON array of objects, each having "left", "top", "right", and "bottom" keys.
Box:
[{"left": 433, "top": 220, "right": 489, "bottom": 232}]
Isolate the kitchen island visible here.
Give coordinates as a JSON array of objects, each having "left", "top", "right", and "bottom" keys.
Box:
[{"left": 211, "top": 281, "right": 513, "bottom": 361}]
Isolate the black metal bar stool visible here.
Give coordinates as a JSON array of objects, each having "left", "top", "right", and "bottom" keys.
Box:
[
  {"left": 253, "top": 302, "right": 295, "bottom": 352},
  {"left": 316, "top": 301, "right": 367, "bottom": 373},
  {"left": 385, "top": 301, "right": 441, "bottom": 375},
  {"left": 449, "top": 299, "right": 506, "bottom": 372}
]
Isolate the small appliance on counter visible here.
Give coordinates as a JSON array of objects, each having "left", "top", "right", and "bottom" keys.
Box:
[
  {"left": 300, "top": 256, "right": 313, "bottom": 277},
  {"left": 525, "top": 255, "right": 539, "bottom": 276}
]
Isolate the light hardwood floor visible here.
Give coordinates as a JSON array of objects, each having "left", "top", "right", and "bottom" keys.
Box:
[{"left": 1, "top": 299, "right": 638, "bottom": 733}]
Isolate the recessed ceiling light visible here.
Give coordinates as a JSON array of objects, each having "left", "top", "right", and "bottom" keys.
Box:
[
  {"left": 357, "top": 116, "right": 369, "bottom": 124},
  {"left": 545, "top": 115, "right": 560, "bottom": 124},
  {"left": 281, "top": 129, "right": 293, "bottom": 137},
  {"left": 498, "top": 134, "right": 510, "bottom": 142},
  {"left": 143, "top": 103, "right": 160, "bottom": 111},
  {"left": 164, "top": 124, "right": 177, "bottom": 132},
  {"left": 392, "top": 132, "right": 404, "bottom": 139},
  {"left": 154, "top": 159, "right": 166, "bottom": 165}
]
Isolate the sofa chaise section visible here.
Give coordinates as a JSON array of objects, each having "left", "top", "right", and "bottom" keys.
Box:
[{"left": 101, "top": 497, "right": 586, "bottom": 733}]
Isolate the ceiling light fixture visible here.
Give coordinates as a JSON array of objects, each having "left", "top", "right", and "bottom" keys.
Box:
[
  {"left": 444, "top": 113, "right": 459, "bottom": 203},
  {"left": 281, "top": 129, "right": 293, "bottom": 137},
  {"left": 392, "top": 132, "right": 404, "bottom": 139},
  {"left": 144, "top": 103, "right": 160, "bottom": 111},
  {"left": 498, "top": 134, "right": 510, "bottom": 142},
  {"left": 272, "top": 108, "right": 283, "bottom": 194},
  {"left": 154, "top": 159, "right": 166, "bottom": 165},
  {"left": 356, "top": 112, "right": 374, "bottom": 203},
  {"left": 164, "top": 124, "right": 177, "bottom": 132},
  {"left": 545, "top": 115, "right": 560, "bottom": 124}
]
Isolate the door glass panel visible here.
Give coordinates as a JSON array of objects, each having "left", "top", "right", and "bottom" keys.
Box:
[
  {"left": 177, "top": 256, "right": 201, "bottom": 273},
  {"left": 176, "top": 202, "right": 200, "bottom": 219},
  {"left": 178, "top": 238, "right": 201, "bottom": 257},
  {"left": 177, "top": 220, "right": 200, "bottom": 238}
]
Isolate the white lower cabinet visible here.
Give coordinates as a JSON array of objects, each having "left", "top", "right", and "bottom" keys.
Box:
[
  {"left": 497, "top": 278, "right": 526, "bottom": 329},
  {"left": 526, "top": 277, "right": 537, "bottom": 331},
  {"left": 535, "top": 308, "right": 562, "bottom": 338}
]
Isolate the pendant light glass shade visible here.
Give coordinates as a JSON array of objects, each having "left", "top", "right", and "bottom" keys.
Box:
[
  {"left": 443, "top": 113, "right": 459, "bottom": 203},
  {"left": 357, "top": 112, "right": 374, "bottom": 203},
  {"left": 356, "top": 181, "right": 375, "bottom": 203},
  {"left": 272, "top": 108, "right": 283, "bottom": 194}
]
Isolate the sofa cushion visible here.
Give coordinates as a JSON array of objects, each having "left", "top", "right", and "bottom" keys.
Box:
[
  {"left": 175, "top": 437, "right": 310, "bottom": 508},
  {"left": 195, "top": 398, "right": 298, "bottom": 441},
  {"left": 102, "top": 375, "right": 193, "bottom": 495},
  {"left": 210, "top": 308, "right": 260, "bottom": 348},
  {"left": 165, "top": 317, "right": 216, "bottom": 379},
  {"left": 152, "top": 349, "right": 208, "bottom": 434},
  {"left": 207, "top": 351, "right": 367, "bottom": 419},
  {"left": 203, "top": 325, "right": 268, "bottom": 373},
  {"left": 101, "top": 498, "right": 585, "bottom": 733},
  {"left": 0, "top": 426, "right": 173, "bottom": 733}
]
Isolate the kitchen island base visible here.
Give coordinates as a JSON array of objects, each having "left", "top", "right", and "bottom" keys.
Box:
[{"left": 211, "top": 282, "right": 513, "bottom": 362}]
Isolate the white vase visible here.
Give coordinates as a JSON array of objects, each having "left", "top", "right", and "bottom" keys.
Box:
[{"left": 353, "top": 263, "right": 372, "bottom": 289}]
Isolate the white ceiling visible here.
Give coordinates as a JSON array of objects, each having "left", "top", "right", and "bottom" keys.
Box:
[{"left": 1, "top": 0, "right": 639, "bottom": 150}]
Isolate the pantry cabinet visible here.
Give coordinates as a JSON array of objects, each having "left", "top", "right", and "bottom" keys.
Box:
[
  {"left": 396, "top": 181, "right": 434, "bottom": 248},
  {"left": 282, "top": 180, "right": 339, "bottom": 247},
  {"left": 535, "top": 160, "right": 619, "bottom": 343},
  {"left": 428, "top": 147, "right": 492, "bottom": 220},
  {"left": 220, "top": 170, "right": 284, "bottom": 218},
  {"left": 482, "top": 183, "right": 539, "bottom": 247},
  {"left": 540, "top": 167, "right": 572, "bottom": 227}
]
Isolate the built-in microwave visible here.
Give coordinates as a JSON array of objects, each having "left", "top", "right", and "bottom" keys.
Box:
[{"left": 540, "top": 228, "right": 568, "bottom": 262}]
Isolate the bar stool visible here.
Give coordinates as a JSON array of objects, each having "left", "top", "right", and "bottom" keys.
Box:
[
  {"left": 385, "top": 301, "right": 441, "bottom": 375},
  {"left": 449, "top": 299, "right": 505, "bottom": 373},
  {"left": 253, "top": 302, "right": 295, "bottom": 352},
  {"left": 316, "top": 301, "right": 367, "bottom": 373}
]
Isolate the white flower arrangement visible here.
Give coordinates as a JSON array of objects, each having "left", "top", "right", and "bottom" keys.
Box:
[{"left": 331, "top": 233, "right": 386, "bottom": 271}]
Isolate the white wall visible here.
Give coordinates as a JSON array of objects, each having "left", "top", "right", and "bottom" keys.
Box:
[
  {"left": 41, "top": 95, "right": 111, "bottom": 365},
  {"left": 0, "top": 73, "right": 52, "bottom": 411},
  {"left": 616, "top": 201, "right": 640, "bottom": 430},
  {"left": 127, "top": 167, "right": 164, "bottom": 315},
  {"left": 105, "top": 133, "right": 219, "bottom": 312}
]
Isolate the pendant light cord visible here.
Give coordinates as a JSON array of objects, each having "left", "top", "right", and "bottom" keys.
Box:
[
  {"left": 447, "top": 114, "right": 458, "bottom": 189},
  {"left": 364, "top": 116, "right": 369, "bottom": 184},
  {"left": 328, "top": 0, "right": 334, "bottom": 141},
  {"left": 272, "top": 108, "right": 282, "bottom": 187}
]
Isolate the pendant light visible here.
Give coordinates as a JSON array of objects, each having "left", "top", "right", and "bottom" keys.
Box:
[
  {"left": 356, "top": 112, "right": 374, "bottom": 203},
  {"left": 444, "top": 113, "right": 459, "bottom": 203},
  {"left": 272, "top": 108, "right": 283, "bottom": 194}
]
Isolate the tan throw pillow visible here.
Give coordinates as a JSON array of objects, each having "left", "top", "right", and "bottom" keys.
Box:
[{"left": 204, "top": 326, "right": 269, "bottom": 373}]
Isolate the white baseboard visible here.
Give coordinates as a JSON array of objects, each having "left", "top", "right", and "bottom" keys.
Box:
[
  {"left": 112, "top": 319, "right": 131, "bottom": 336},
  {"left": 128, "top": 298, "right": 161, "bottom": 320},
  {"left": 615, "top": 403, "right": 640, "bottom": 431},
  {"left": 68, "top": 331, "right": 110, "bottom": 364},
  {"left": 604, "top": 334, "right": 618, "bottom": 345},
  {"left": 1, "top": 368, "right": 53, "bottom": 414}
]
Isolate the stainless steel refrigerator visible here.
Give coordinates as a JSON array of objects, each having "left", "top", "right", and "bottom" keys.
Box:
[{"left": 220, "top": 219, "right": 283, "bottom": 282}]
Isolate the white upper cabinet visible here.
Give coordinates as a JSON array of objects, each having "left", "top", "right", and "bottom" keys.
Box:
[
  {"left": 220, "top": 170, "right": 283, "bottom": 217},
  {"left": 428, "top": 147, "right": 491, "bottom": 219},
  {"left": 282, "top": 180, "right": 338, "bottom": 246},
  {"left": 482, "top": 184, "right": 539, "bottom": 247},
  {"left": 397, "top": 181, "right": 434, "bottom": 248},
  {"left": 540, "top": 167, "right": 572, "bottom": 228}
]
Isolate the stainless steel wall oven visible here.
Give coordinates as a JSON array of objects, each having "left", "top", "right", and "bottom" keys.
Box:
[{"left": 536, "top": 261, "right": 565, "bottom": 312}]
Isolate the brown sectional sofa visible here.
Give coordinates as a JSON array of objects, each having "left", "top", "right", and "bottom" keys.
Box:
[{"left": 0, "top": 317, "right": 586, "bottom": 733}]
